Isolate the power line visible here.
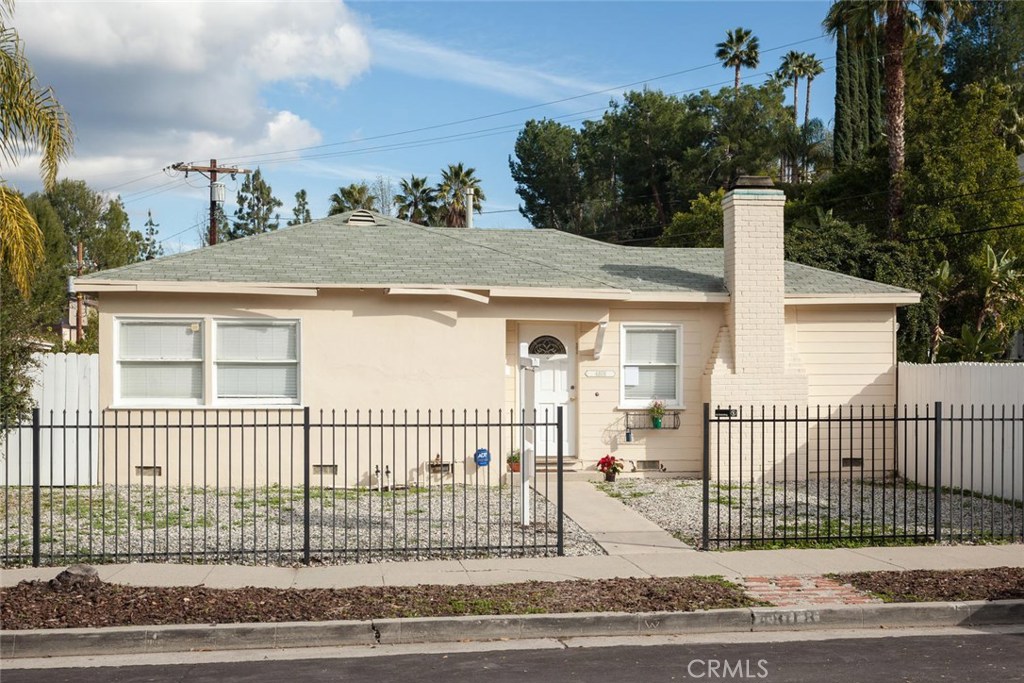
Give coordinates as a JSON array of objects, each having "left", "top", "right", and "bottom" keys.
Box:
[
  {"left": 906, "top": 221, "right": 1024, "bottom": 244},
  {"left": 217, "top": 34, "right": 829, "bottom": 166},
  {"left": 91, "top": 34, "right": 835, "bottom": 202}
]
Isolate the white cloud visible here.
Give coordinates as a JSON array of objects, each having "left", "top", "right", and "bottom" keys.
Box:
[
  {"left": 369, "top": 29, "right": 611, "bottom": 105},
  {"left": 17, "top": 1, "right": 370, "bottom": 85},
  {"left": 9, "top": 1, "right": 369, "bottom": 192}
]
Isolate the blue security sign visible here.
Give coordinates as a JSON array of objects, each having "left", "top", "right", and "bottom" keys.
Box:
[{"left": 473, "top": 448, "right": 491, "bottom": 467}]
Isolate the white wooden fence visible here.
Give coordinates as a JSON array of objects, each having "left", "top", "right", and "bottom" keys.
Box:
[
  {"left": 1, "top": 353, "right": 99, "bottom": 486},
  {"left": 898, "top": 362, "right": 1024, "bottom": 501},
  {"left": 898, "top": 362, "right": 1024, "bottom": 408}
]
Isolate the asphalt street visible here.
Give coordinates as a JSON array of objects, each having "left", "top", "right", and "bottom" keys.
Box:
[{"left": 6, "top": 631, "right": 1024, "bottom": 683}]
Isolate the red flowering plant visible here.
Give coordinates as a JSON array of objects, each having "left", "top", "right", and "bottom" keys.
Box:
[{"left": 597, "top": 455, "right": 624, "bottom": 475}]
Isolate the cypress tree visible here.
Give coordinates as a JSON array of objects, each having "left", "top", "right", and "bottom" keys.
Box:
[
  {"left": 866, "top": 24, "right": 884, "bottom": 148},
  {"left": 846, "top": 34, "right": 865, "bottom": 160},
  {"left": 834, "top": 26, "right": 851, "bottom": 166},
  {"left": 854, "top": 36, "right": 871, "bottom": 158}
]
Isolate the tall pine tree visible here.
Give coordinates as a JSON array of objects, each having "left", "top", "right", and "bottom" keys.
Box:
[
  {"left": 287, "top": 189, "right": 312, "bottom": 226},
  {"left": 140, "top": 210, "right": 163, "bottom": 260},
  {"left": 229, "top": 168, "right": 282, "bottom": 240}
]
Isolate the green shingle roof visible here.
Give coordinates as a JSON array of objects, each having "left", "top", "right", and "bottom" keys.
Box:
[{"left": 81, "top": 211, "right": 915, "bottom": 297}]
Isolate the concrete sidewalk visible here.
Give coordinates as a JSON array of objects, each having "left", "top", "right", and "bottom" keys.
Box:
[{"left": 3, "top": 544, "right": 1023, "bottom": 590}]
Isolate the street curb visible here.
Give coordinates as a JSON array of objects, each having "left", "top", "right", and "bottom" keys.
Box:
[{"left": 2, "top": 600, "right": 1022, "bottom": 659}]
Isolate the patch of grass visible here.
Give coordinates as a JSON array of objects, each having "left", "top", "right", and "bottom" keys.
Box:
[
  {"left": 730, "top": 519, "right": 924, "bottom": 551},
  {"left": 713, "top": 482, "right": 755, "bottom": 492},
  {"left": 710, "top": 495, "right": 757, "bottom": 510}
]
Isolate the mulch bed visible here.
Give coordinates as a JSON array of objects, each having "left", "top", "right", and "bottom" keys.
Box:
[
  {"left": 838, "top": 567, "right": 1024, "bottom": 603},
  {"left": 0, "top": 576, "right": 756, "bottom": 630}
]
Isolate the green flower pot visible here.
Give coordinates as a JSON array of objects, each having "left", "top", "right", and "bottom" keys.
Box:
[{"left": 651, "top": 417, "right": 663, "bottom": 429}]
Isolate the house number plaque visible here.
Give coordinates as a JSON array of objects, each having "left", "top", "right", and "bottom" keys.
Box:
[{"left": 585, "top": 370, "right": 615, "bottom": 378}]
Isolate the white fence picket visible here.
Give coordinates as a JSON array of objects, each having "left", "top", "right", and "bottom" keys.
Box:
[
  {"left": 898, "top": 362, "right": 1024, "bottom": 501},
  {"left": 0, "top": 353, "right": 99, "bottom": 486}
]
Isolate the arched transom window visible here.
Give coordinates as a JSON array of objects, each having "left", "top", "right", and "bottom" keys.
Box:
[{"left": 529, "top": 335, "right": 566, "bottom": 355}]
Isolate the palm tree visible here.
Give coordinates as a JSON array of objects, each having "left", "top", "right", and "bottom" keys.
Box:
[
  {"left": 715, "top": 27, "right": 760, "bottom": 92},
  {"left": 435, "top": 163, "right": 485, "bottom": 228},
  {"left": 393, "top": 175, "right": 436, "bottom": 225},
  {"left": 824, "top": 0, "right": 972, "bottom": 232},
  {"left": 777, "top": 51, "right": 804, "bottom": 122},
  {"left": 800, "top": 54, "right": 825, "bottom": 127},
  {"left": 0, "top": 0, "right": 73, "bottom": 297},
  {"left": 327, "top": 182, "right": 374, "bottom": 216}
]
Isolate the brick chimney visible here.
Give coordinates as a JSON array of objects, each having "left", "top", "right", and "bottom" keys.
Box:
[
  {"left": 703, "top": 176, "right": 807, "bottom": 408},
  {"left": 723, "top": 176, "right": 786, "bottom": 374}
]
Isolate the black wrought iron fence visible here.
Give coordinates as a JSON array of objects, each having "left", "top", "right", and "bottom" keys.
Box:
[
  {"left": 701, "top": 403, "right": 1023, "bottom": 549},
  {"left": 1, "top": 407, "right": 564, "bottom": 567}
]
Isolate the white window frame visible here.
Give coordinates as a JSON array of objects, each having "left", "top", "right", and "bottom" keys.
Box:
[
  {"left": 114, "top": 317, "right": 205, "bottom": 407},
  {"left": 618, "top": 323, "right": 684, "bottom": 409},
  {"left": 212, "top": 319, "right": 301, "bottom": 406}
]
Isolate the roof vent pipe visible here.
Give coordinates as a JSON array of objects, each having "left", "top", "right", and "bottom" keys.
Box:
[{"left": 465, "top": 187, "right": 474, "bottom": 229}]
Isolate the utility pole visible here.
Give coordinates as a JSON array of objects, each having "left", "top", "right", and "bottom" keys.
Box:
[{"left": 170, "top": 159, "right": 250, "bottom": 246}]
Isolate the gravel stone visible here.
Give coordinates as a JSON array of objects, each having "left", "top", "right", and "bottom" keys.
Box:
[
  {"left": 596, "top": 477, "right": 1024, "bottom": 548},
  {"left": 1, "top": 483, "right": 603, "bottom": 566}
]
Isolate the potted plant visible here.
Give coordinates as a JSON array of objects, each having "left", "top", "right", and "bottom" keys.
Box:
[
  {"left": 648, "top": 400, "right": 666, "bottom": 429},
  {"left": 597, "top": 454, "right": 624, "bottom": 482},
  {"left": 506, "top": 448, "right": 521, "bottom": 473}
]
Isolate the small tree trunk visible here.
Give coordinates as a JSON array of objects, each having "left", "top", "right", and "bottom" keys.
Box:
[
  {"left": 793, "top": 80, "right": 799, "bottom": 123},
  {"left": 804, "top": 78, "right": 813, "bottom": 127},
  {"left": 884, "top": 0, "right": 907, "bottom": 236},
  {"left": 734, "top": 65, "right": 741, "bottom": 92}
]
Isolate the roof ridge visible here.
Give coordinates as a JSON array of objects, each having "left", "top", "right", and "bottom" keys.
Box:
[{"left": 398, "top": 223, "right": 628, "bottom": 291}]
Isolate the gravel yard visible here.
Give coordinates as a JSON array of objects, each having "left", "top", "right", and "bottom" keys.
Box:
[
  {"left": 596, "top": 477, "right": 1024, "bottom": 548},
  {"left": 1, "top": 483, "right": 603, "bottom": 566}
]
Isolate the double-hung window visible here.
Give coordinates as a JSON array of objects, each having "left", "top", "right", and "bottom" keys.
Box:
[
  {"left": 118, "top": 320, "right": 204, "bottom": 403},
  {"left": 621, "top": 324, "right": 681, "bottom": 407},
  {"left": 215, "top": 321, "right": 299, "bottom": 403}
]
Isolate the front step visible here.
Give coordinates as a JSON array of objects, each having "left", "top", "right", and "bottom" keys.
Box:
[{"left": 535, "top": 455, "right": 582, "bottom": 472}]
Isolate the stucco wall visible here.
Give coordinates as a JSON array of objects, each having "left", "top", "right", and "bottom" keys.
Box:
[
  {"left": 576, "top": 304, "right": 723, "bottom": 477},
  {"left": 94, "top": 292, "right": 901, "bottom": 483},
  {"left": 98, "top": 291, "right": 614, "bottom": 412}
]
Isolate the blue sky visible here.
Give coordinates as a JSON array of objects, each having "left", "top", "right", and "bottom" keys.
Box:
[{"left": 13, "top": 0, "right": 835, "bottom": 253}]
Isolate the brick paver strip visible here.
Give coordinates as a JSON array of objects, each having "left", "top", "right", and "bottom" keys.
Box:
[{"left": 742, "top": 575, "right": 882, "bottom": 607}]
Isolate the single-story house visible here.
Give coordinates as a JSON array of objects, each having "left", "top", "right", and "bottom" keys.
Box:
[{"left": 76, "top": 177, "right": 919, "bottom": 480}]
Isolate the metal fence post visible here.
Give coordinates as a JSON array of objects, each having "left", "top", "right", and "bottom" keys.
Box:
[
  {"left": 303, "top": 406, "right": 311, "bottom": 565},
  {"left": 933, "top": 401, "right": 943, "bottom": 543},
  {"left": 31, "top": 408, "right": 41, "bottom": 568},
  {"left": 556, "top": 406, "right": 564, "bottom": 556},
  {"left": 701, "top": 403, "right": 711, "bottom": 551}
]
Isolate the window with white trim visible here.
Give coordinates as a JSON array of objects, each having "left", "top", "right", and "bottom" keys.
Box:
[
  {"left": 621, "top": 324, "right": 681, "bottom": 407},
  {"left": 215, "top": 321, "right": 299, "bottom": 402},
  {"left": 118, "top": 320, "right": 204, "bottom": 402}
]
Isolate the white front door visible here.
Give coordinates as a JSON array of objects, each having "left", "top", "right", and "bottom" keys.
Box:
[{"left": 519, "top": 324, "right": 576, "bottom": 458}]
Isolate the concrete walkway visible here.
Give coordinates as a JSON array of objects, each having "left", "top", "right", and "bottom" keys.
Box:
[
  {"left": 3, "top": 544, "right": 1023, "bottom": 590},
  {"left": 562, "top": 480, "right": 690, "bottom": 554}
]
